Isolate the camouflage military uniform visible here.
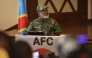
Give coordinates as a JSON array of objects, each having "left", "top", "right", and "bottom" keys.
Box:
[{"left": 27, "top": 18, "right": 61, "bottom": 36}]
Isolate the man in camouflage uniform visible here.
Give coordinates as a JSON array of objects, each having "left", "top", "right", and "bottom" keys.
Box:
[{"left": 27, "top": 4, "right": 62, "bottom": 36}]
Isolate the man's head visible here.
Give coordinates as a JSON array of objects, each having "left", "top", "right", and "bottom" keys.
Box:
[{"left": 37, "top": 4, "right": 49, "bottom": 19}]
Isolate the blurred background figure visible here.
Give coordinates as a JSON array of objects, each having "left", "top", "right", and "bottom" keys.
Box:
[
  {"left": 0, "top": 47, "right": 9, "bottom": 58},
  {"left": 15, "top": 41, "right": 32, "bottom": 58},
  {"left": 39, "top": 54, "right": 44, "bottom": 58},
  {"left": 45, "top": 52, "right": 56, "bottom": 58},
  {"left": 57, "top": 34, "right": 79, "bottom": 58},
  {"left": 0, "top": 31, "right": 15, "bottom": 58},
  {"left": 57, "top": 34, "right": 92, "bottom": 58}
]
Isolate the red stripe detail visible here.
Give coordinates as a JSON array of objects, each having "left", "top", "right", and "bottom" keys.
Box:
[
  {"left": 33, "top": 48, "right": 51, "bottom": 56},
  {"left": 18, "top": 16, "right": 28, "bottom": 30}
]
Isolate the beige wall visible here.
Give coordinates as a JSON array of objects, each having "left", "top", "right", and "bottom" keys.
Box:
[
  {"left": 88, "top": 0, "right": 92, "bottom": 19},
  {"left": 91, "top": 0, "right": 92, "bottom": 19},
  {"left": 0, "top": 0, "right": 18, "bottom": 30},
  {"left": 88, "top": 0, "right": 91, "bottom": 19},
  {"left": 39, "top": 0, "right": 92, "bottom": 19},
  {"left": 38, "top": 0, "right": 77, "bottom": 13}
]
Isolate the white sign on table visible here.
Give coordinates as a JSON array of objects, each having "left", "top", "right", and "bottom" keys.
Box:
[{"left": 15, "top": 35, "right": 64, "bottom": 56}]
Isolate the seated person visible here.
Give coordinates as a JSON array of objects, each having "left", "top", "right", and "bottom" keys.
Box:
[{"left": 27, "top": 4, "right": 62, "bottom": 36}]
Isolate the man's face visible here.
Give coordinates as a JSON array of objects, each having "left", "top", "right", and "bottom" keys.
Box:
[{"left": 38, "top": 8, "right": 49, "bottom": 19}]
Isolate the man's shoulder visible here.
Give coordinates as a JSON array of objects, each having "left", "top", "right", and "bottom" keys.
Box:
[
  {"left": 49, "top": 18, "right": 55, "bottom": 21},
  {"left": 31, "top": 18, "right": 39, "bottom": 23},
  {"left": 31, "top": 18, "right": 56, "bottom": 22}
]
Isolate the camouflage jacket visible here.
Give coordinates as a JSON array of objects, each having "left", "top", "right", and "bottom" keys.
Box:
[{"left": 27, "top": 18, "right": 62, "bottom": 36}]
